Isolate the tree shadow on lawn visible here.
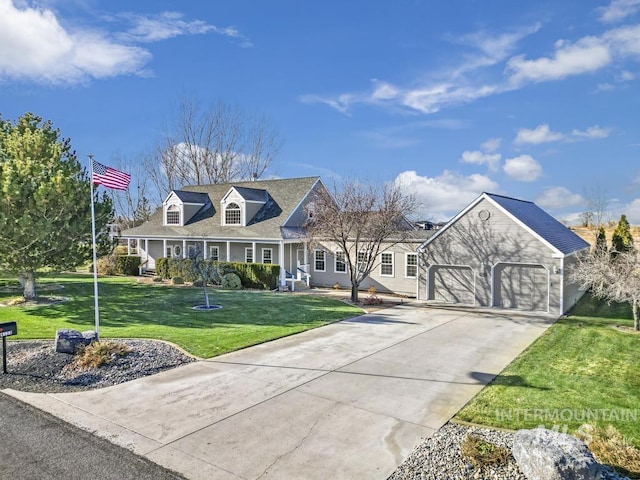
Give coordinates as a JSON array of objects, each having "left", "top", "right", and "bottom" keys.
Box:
[
  {"left": 20, "top": 282, "right": 357, "bottom": 330},
  {"left": 469, "top": 371, "right": 550, "bottom": 390}
]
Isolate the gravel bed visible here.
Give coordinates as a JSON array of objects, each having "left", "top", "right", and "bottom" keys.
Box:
[
  {"left": 389, "top": 422, "right": 629, "bottom": 480},
  {"left": 0, "top": 340, "right": 195, "bottom": 393}
]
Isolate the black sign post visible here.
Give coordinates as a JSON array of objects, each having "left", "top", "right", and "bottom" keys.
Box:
[{"left": 0, "top": 321, "right": 17, "bottom": 374}]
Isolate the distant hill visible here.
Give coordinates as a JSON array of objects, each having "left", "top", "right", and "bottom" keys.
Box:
[{"left": 570, "top": 226, "right": 640, "bottom": 248}]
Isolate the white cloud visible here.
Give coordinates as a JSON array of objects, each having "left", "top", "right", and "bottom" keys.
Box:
[
  {"left": 506, "top": 36, "right": 611, "bottom": 84},
  {"left": 0, "top": 0, "right": 151, "bottom": 84},
  {"left": 598, "top": 0, "right": 640, "bottom": 23},
  {"left": 596, "top": 82, "right": 616, "bottom": 91},
  {"left": 515, "top": 124, "right": 565, "bottom": 144},
  {"left": 460, "top": 150, "right": 502, "bottom": 171},
  {"left": 536, "top": 187, "right": 584, "bottom": 209},
  {"left": 620, "top": 70, "right": 636, "bottom": 80},
  {"left": 624, "top": 198, "right": 640, "bottom": 223},
  {"left": 117, "top": 11, "right": 252, "bottom": 47},
  {"left": 571, "top": 126, "right": 611, "bottom": 139},
  {"left": 503, "top": 155, "right": 543, "bottom": 181},
  {"left": 604, "top": 24, "right": 640, "bottom": 56},
  {"left": 394, "top": 169, "right": 498, "bottom": 220},
  {"left": 481, "top": 137, "right": 502, "bottom": 153}
]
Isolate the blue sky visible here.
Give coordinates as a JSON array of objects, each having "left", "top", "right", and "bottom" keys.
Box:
[{"left": 1, "top": 0, "right": 639, "bottom": 224}]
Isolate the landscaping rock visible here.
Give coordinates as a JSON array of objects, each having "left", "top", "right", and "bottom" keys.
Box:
[
  {"left": 512, "top": 428, "right": 601, "bottom": 480},
  {"left": 55, "top": 329, "right": 92, "bottom": 355}
]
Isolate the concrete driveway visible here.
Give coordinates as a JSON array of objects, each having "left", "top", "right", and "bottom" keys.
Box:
[{"left": 5, "top": 304, "right": 554, "bottom": 480}]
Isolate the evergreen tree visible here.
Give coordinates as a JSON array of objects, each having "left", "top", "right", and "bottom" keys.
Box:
[
  {"left": 595, "top": 226, "right": 607, "bottom": 254},
  {"left": 0, "top": 113, "right": 114, "bottom": 299},
  {"left": 611, "top": 214, "right": 634, "bottom": 256}
]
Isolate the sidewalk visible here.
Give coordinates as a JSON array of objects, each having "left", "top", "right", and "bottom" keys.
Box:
[{"left": 5, "top": 304, "right": 554, "bottom": 479}]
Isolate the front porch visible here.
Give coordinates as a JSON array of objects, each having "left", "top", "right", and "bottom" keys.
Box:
[{"left": 123, "top": 237, "right": 312, "bottom": 288}]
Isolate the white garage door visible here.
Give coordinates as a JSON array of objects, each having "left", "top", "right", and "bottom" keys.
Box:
[
  {"left": 429, "top": 266, "right": 474, "bottom": 305},
  {"left": 497, "top": 264, "right": 548, "bottom": 311}
]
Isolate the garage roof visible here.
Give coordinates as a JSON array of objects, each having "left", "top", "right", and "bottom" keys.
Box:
[
  {"left": 485, "top": 193, "right": 590, "bottom": 255},
  {"left": 420, "top": 192, "right": 590, "bottom": 256}
]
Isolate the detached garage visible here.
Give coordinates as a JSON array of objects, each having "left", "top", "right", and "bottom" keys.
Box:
[{"left": 417, "top": 193, "right": 590, "bottom": 315}]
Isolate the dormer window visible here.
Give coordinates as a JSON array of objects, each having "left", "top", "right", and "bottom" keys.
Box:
[
  {"left": 166, "top": 205, "right": 180, "bottom": 225},
  {"left": 225, "top": 202, "right": 241, "bottom": 225}
]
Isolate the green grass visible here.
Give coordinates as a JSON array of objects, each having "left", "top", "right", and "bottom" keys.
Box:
[
  {"left": 456, "top": 293, "right": 640, "bottom": 448},
  {"left": 0, "top": 274, "right": 363, "bottom": 358}
]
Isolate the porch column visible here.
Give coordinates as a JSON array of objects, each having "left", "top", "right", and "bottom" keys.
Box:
[
  {"left": 203, "top": 240, "right": 207, "bottom": 260},
  {"left": 182, "top": 239, "right": 186, "bottom": 258},
  {"left": 279, "top": 242, "right": 286, "bottom": 287},
  {"left": 163, "top": 239, "right": 167, "bottom": 258},
  {"left": 252, "top": 242, "right": 256, "bottom": 263},
  {"left": 303, "top": 242, "right": 309, "bottom": 286},
  {"left": 127, "top": 239, "right": 131, "bottom": 256},
  {"left": 226, "top": 241, "right": 231, "bottom": 261}
]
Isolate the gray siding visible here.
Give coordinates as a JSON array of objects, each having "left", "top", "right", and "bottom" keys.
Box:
[
  {"left": 309, "top": 240, "right": 420, "bottom": 297},
  {"left": 562, "top": 251, "right": 588, "bottom": 313},
  {"left": 421, "top": 198, "right": 563, "bottom": 312}
]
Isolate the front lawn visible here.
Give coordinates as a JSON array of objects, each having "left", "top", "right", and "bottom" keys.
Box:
[
  {"left": 0, "top": 274, "right": 363, "bottom": 358},
  {"left": 456, "top": 293, "right": 640, "bottom": 448}
]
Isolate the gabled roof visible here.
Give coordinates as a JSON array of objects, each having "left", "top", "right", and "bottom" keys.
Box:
[
  {"left": 231, "top": 186, "right": 269, "bottom": 202},
  {"left": 420, "top": 192, "right": 590, "bottom": 256},
  {"left": 171, "top": 190, "right": 209, "bottom": 204},
  {"left": 121, "top": 177, "right": 321, "bottom": 240}
]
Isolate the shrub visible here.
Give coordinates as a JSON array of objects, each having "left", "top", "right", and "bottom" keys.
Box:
[
  {"left": 193, "top": 279, "right": 204, "bottom": 287},
  {"left": 156, "top": 257, "right": 170, "bottom": 279},
  {"left": 577, "top": 425, "right": 640, "bottom": 477},
  {"left": 73, "top": 341, "right": 133, "bottom": 369},
  {"left": 152, "top": 276, "right": 163, "bottom": 283},
  {"left": 116, "top": 255, "right": 140, "bottom": 276},
  {"left": 172, "top": 276, "right": 184, "bottom": 285},
  {"left": 115, "top": 245, "right": 128, "bottom": 255},
  {"left": 96, "top": 255, "right": 118, "bottom": 276},
  {"left": 460, "top": 434, "right": 510, "bottom": 469},
  {"left": 167, "top": 258, "right": 199, "bottom": 282},
  {"left": 222, "top": 272, "right": 242, "bottom": 289},
  {"left": 227, "top": 262, "right": 279, "bottom": 289}
]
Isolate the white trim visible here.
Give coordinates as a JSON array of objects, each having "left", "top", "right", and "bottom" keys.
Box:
[
  {"left": 314, "top": 249, "right": 326, "bottom": 272},
  {"left": 334, "top": 251, "right": 347, "bottom": 274},
  {"left": 380, "top": 251, "right": 394, "bottom": 277},
  {"left": 405, "top": 252, "right": 418, "bottom": 278}
]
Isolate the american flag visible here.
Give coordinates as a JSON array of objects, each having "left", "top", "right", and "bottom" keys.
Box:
[{"left": 92, "top": 160, "right": 131, "bottom": 191}]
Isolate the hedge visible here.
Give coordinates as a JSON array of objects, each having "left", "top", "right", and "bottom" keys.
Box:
[
  {"left": 116, "top": 256, "right": 141, "bottom": 276},
  {"left": 154, "top": 257, "right": 280, "bottom": 290}
]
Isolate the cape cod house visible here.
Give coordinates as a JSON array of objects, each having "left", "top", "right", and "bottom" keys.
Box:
[{"left": 120, "top": 177, "right": 590, "bottom": 314}]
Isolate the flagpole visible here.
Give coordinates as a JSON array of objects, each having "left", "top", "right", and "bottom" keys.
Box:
[{"left": 88, "top": 154, "right": 100, "bottom": 340}]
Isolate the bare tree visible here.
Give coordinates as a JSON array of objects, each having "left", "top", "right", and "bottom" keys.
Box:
[
  {"left": 147, "top": 97, "right": 282, "bottom": 196},
  {"left": 110, "top": 152, "right": 155, "bottom": 230},
  {"left": 581, "top": 185, "right": 609, "bottom": 242},
  {"left": 570, "top": 248, "right": 640, "bottom": 331},
  {"left": 305, "top": 179, "right": 415, "bottom": 303}
]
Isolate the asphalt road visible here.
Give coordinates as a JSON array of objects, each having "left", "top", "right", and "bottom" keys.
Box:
[{"left": 0, "top": 392, "right": 186, "bottom": 480}]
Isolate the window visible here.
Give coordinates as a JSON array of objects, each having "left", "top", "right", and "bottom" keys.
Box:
[
  {"left": 245, "top": 247, "right": 254, "bottom": 263},
  {"left": 357, "top": 251, "right": 369, "bottom": 273},
  {"left": 166, "top": 247, "right": 172, "bottom": 258},
  {"left": 314, "top": 250, "right": 326, "bottom": 272},
  {"left": 262, "top": 248, "right": 272, "bottom": 264},
  {"left": 166, "top": 205, "right": 180, "bottom": 225},
  {"left": 209, "top": 246, "right": 219, "bottom": 261},
  {"left": 187, "top": 244, "right": 197, "bottom": 258},
  {"left": 225, "top": 202, "right": 241, "bottom": 225},
  {"left": 406, "top": 253, "right": 417, "bottom": 278},
  {"left": 335, "top": 251, "right": 346, "bottom": 273},
  {"left": 174, "top": 245, "right": 182, "bottom": 258},
  {"left": 380, "top": 252, "right": 394, "bottom": 277}
]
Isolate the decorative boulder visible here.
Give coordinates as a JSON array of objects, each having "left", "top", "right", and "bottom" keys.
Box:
[
  {"left": 55, "top": 329, "right": 94, "bottom": 354},
  {"left": 512, "top": 428, "right": 601, "bottom": 480}
]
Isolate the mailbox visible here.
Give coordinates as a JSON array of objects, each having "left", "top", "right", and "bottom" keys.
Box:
[{"left": 0, "top": 322, "right": 17, "bottom": 337}]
